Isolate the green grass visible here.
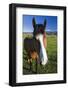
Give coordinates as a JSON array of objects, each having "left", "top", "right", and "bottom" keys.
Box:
[{"left": 23, "top": 34, "right": 57, "bottom": 75}]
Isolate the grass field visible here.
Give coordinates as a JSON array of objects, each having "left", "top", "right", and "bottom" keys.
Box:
[{"left": 23, "top": 33, "right": 57, "bottom": 75}]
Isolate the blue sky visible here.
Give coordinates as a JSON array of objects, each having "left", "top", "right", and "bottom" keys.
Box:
[{"left": 23, "top": 15, "right": 57, "bottom": 32}]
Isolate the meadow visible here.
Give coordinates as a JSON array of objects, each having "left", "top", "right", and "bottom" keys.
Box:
[{"left": 23, "top": 33, "right": 57, "bottom": 75}]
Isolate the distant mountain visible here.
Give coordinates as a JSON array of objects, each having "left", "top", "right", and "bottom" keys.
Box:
[
  {"left": 46, "top": 31, "right": 57, "bottom": 35},
  {"left": 23, "top": 31, "right": 57, "bottom": 35},
  {"left": 24, "top": 32, "right": 33, "bottom": 34}
]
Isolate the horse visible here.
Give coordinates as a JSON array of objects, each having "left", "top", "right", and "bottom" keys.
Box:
[{"left": 24, "top": 17, "right": 48, "bottom": 72}]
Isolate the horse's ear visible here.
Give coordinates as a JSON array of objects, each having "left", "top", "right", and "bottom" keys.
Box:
[
  {"left": 32, "top": 18, "right": 36, "bottom": 28},
  {"left": 44, "top": 19, "right": 46, "bottom": 28}
]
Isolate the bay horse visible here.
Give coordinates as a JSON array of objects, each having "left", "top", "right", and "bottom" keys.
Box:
[{"left": 24, "top": 18, "right": 48, "bottom": 73}]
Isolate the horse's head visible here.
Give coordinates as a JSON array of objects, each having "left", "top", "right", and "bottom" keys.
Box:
[
  {"left": 32, "top": 17, "right": 46, "bottom": 40},
  {"left": 32, "top": 17, "right": 48, "bottom": 65}
]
